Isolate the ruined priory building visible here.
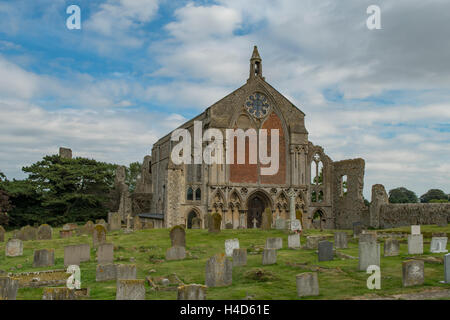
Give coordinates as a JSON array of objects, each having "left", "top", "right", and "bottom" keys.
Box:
[{"left": 143, "top": 46, "right": 368, "bottom": 230}]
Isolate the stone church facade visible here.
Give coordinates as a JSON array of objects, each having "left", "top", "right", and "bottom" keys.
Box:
[{"left": 146, "top": 47, "right": 368, "bottom": 230}]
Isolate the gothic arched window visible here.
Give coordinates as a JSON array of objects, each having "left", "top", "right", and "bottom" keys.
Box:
[
  {"left": 187, "top": 187, "right": 193, "bottom": 201},
  {"left": 195, "top": 188, "right": 201, "bottom": 201}
]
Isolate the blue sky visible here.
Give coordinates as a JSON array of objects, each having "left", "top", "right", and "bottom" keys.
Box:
[{"left": 0, "top": 0, "right": 449, "bottom": 199}]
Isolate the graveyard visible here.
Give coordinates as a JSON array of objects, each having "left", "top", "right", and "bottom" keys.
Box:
[{"left": 1, "top": 223, "right": 449, "bottom": 300}]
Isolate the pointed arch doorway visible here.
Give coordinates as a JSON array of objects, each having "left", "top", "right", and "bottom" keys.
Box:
[{"left": 246, "top": 191, "right": 271, "bottom": 228}]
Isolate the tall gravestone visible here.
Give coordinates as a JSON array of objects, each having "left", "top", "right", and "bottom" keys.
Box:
[
  {"left": 170, "top": 226, "right": 186, "bottom": 247},
  {"left": 205, "top": 253, "right": 232, "bottom": 287},
  {"left": 204, "top": 213, "right": 212, "bottom": 230},
  {"left": 318, "top": 241, "right": 333, "bottom": 262},
  {"left": 232, "top": 248, "right": 247, "bottom": 267},
  {"left": 37, "top": 224, "right": 52, "bottom": 240},
  {"left": 209, "top": 213, "right": 222, "bottom": 233},
  {"left": 97, "top": 243, "right": 114, "bottom": 264},
  {"left": 444, "top": 253, "right": 450, "bottom": 284},
  {"left": 93, "top": 224, "right": 107, "bottom": 247},
  {"left": 296, "top": 272, "right": 319, "bottom": 297},
  {"left": 261, "top": 208, "right": 272, "bottom": 230},
  {"left": 0, "top": 276, "right": 19, "bottom": 300},
  {"left": 358, "top": 237, "right": 380, "bottom": 271},
  {"left": 408, "top": 234, "right": 423, "bottom": 254},
  {"left": 0, "top": 225, "right": 5, "bottom": 242},
  {"left": 108, "top": 212, "right": 122, "bottom": 231},
  {"left": 33, "top": 249, "right": 55, "bottom": 267},
  {"left": 5, "top": 239, "right": 23, "bottom": 257},
  {"left": 334, "top": 232, "right": 348, "bottom": 249}
]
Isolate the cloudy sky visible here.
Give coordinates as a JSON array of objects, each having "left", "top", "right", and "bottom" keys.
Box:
[{"left": 0, "top": 0, "right": 449, "bottom": 199}]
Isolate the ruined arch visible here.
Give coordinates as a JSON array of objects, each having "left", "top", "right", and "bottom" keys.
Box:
[
  {"left": 186, "top": 207, "right": 201, "bottom": 229},
  {"left": 246, "top": 189, "right": 272, "bottom": 228}
]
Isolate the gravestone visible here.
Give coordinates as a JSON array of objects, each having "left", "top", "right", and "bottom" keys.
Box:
[
  {"left": 358, "top": 241, "right": 380, "bottom": 271},
  {"left": 5, "top": 239, "right": 23, "bottom": 257},
  {"left": 93, "top": 224, "right": 107, "bottom": 247},
  {"left": 64, "top": 244, "right": 90, "bottom": 266},
  {"left": 116, "top": 264, "right": 137, "bottom": 281},
  {"left": 318, "top": 241, "right": 333, "bottom": 262},
  {"left": 79, "top": 221, "right": 95, "bottom": 235},
  {"left": 0, "top": 276, "right": 19, "bottom": 300},
  {"left": 353, "top": 222, "right": 363, "bottom": 238},
  {"left": 42, "top": 287, "right": 77, "bottom": 300},
  {"left": 408, "top": 234, "right": 423, "bottom": 254},
  {"left": 97, "top": 243, "right": 114, "bottom": 264},
  {"left": 296, "top": 272, "right": 319, "bottom": 297},
  {"left": 192, "top": 217, "right": 201, "bottom": 229},
  {"left": 411, "top": 225, "right": 421, "bottom": 235},
  {"left": 334, "top": 232, "right": 348, "bottom": 249},
  {"left": 63, "top": 223, "right": 78, "bottom": 231},
  {"left": 445, "top": 253, "right": 450, "bottom": 284},
  {"left": 177, "top": 284, "right": 206, "bottom": 300},
  {"left": 262, "top": 248, "right": 277, "bottom": 265},
  {"left": 133, "top": 216, "right": 142, "bottom": 231},
  {"left": 275, "top": 218, "right": 286, "bottom": 230},
  {"left": 360, "top": 231, "right": 377, "bottom": 242},
  {"left": 209, "top": 213, "right": 222, "bottom": 233},
  {"left": 225, "top": 239, "right": 240, "bottom": 257},
  {"left": 0, "top": 225, "right": 4, "bottom": 242},
  {"left": 232, "top": 248, "right": 247, "bottom": 267},
  {"left": 116, "top": 279, "right": 145, "bottom": 300},
  {"left": 33, "top": 249, "right": 55, "bottom": 268},
  {"left": 170, "top": 226, "right": 186, "bottom": 247},
  {"left": 261, "top": 208, "right": 272, "bottom": 230},
  {"left": 205, "top": 253, "right": 232, "bottom": 287},
  {"left": 288, "top": 233, "right": 300, "bottom": 249},
  {"left": 430, "top": 237, "right": 448, "bottom": 253},
  {"left": 384, "top": 238, "right": 400, "bottom": 257},
  {"left": 108, "top": 212, "right": 122, "bottom": 231},
  {"left": 305, "top": 236, "right": 322, "bottom": 250},
  {"left": 265, "top": 237, "right": 282, "bottom": 250},
  {"left": 204, "top": 213, "right": 212, "bottom": 229},
  {"left": 96, "top": 264, "right": 117, "bottom": 282},
  {"left": 37, "top": 224, "right": 52, "bottom": 240},
  {"left": 60, "top": 229, "right": 75, "bottom": 239},
  {"left": 402, "top": 260, "right": 424, "bottom": 287},
  {"left": 18, "top": 225, "right": 37, "bottom": 241},
  {"left": 166, "top": 246, "right": 186, "bottom": 261}
]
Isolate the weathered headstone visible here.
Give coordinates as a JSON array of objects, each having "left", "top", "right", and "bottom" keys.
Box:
[
  {"left": 402, "top": 260, "right": 424, "bottom": 287},
  {"left": 275, "top": 218, "right": 286, "bottom": 230},
  {"left": 408, "top": 234, "right": 423, "bottom": 254},
  {"left": 261, "top": 208, "right": 273, "bottom": 230},
  {"left": 209, "top": 213, "right": 222, "bottom": 233},
  {"left": 37, "top": 224, "right": 52, "bottom": 240},
  {"left": 18, "top": 225, "right": 37, "bottom": 241},
  {"left": 296, "top": 272, "right": 319, "bottom": 297},
  {"left": 353, "top": 222, "right": 363, "bottom": 238},
  {"left": 288, "top": 233, "right": 301, "bottom": 249},
  {"left": 116, "top": 279, "right": 145, "bottom": 300},
  {"left": 318, "top": 241, "right": 333, "bottom": 262},
  {"left": 0, "top": 276, "right": 19, "bottom": 300},
  {"left": 262, "top": 248, "right": 277, "bottom": 265},
  {"left": 177, "top": 284, "right": 206, "bottom": 300},
  {"left": 5, "top": 239, "right": 23, "bottom": 257},
  {"left": 334, "top": 232, "right": 348, "bottom": 249},
  {"left": 93, "top": 224, "right": 107, "bottom": 247},
  {"left": 232, "top": 248, "right": 247, "bottom": 267},
  {"left": 96, "top": 219, "right": 108, "bottom": 230},
  {"left": 205, "top": 253, "right": 232, "bottom": 287},
  {"left": 430, "top": 237, "right": 448, "bottom": 253},
  {"left": 411, "top": 225, "right": 421, "bottom": 235},
  {"left": 445, "top": 253, "right": 450, "bottom": 284},
  {"left": 170, "top": 225, "right": 186, "bottom": 247},
  {"left": 305, "top": 235, "right": 322, "bottom": 250},
  {"left": 358, "top": 240, "right": 380, "bottom": 271},
  {"left": 116, "top": 264, "right": 137, "bottom": 281},
  {"left": 0, "top": 225, "right": 4, "bottom": 242},
  {"left": 384, "top": 238, "right": 400, "bottom": 257},
  {"left": 166, "top": 246, "right": 186, "bottom": 261},
  {"left": 108, "top": 212, "right": 122, "bottom": 231},
  {"left": 265, "top": 237, "right": 282, "bottom": 250},
  {"left": 225, "top": 239, "right": 240, "bottom": 257},
  {"left": 64, "top": 244, "right": 90, "bottom": 266},
  {"left": 96, "top": 264, "right": 117, "bottom": 282},
  {"left": 84, "top": 221, "right": 95, "bottom": 234},
  {"left": 42, "top": 287, "right": 77, "bottom": 300},
  {"left": 192, "top": 217, "right": 201, "bottom": 229},
  {"left": 33, "top": 249, "right": 55, "bottom": 268},
  {"left": 97, "top": 243, "right": 114, "bottom": 264}
]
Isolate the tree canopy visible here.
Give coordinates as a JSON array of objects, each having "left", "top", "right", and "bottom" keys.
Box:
[
  {"left": 420, "top": 189, "right": 448, "bottom": 203},
  {"left": 388, "top": 187, "right": 418, "bottom": 203}
]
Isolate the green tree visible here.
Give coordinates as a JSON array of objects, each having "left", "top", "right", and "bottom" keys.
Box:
[
  {"left": 388, "top": 187, "right": 418, "bottom": 203},
  {"left": 126, "top": 161, "right": 142, "bottom": 192},
  {"left": 420, "top": 189, "right": 448, "bottom": 203},
  {"left": 0, "top": 171, "right": 12, "bottom": 226}
]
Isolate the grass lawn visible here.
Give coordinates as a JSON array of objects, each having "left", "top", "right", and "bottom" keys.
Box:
[{"left": 0, "top": 225, "right": 449, "bottom": 300}]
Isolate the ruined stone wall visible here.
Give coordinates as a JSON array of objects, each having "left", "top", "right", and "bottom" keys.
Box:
[{"left": 332, "top": 158, "right": 369, "bottom": 229}]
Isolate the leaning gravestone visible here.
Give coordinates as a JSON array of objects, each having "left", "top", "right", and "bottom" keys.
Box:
[
  {"left": 0, "top": 225, "right": 5, "bottom": 242},
  {"left": 384, "top": 238, "right": 400, "bottom": 257},
  {"left": 288, "top": 233, "right": 301, "bottom": 249},
  {"left": 265, "top": 237, "right": 283, "bottom": 250},
  {"left": 108, "top": 212, "right": 122, "bottom": 231},
  {"left": 296, "top": 272, "right": 319, "bottom": 297},
  {"left": 170, "top": 226, "right": 186, "bottom": 247},
  {"left": 96, "top": 264, "right": 117, "bottom": 282},
  {"left": 209, "top": 213, "right": 222, "bottom": 233},
  {"left": 166, "top": 246, "right": 186, "bottom": 261},
  {"left": 33, "top": 249, "right": 55, "bottom": 268},
  {"left": 318, "top": 241, "right": 333, "bottom": 262},
  {"left": 445, "top": 253, "right": 450, "bottom": 284},
  {"left": 93, "top": 224, "right": 107, "bottom": 248},
  {"left": 261, "top": 208, "right": 272, "bottom": 230},
  {"left": 334, "top": 232, "right": 348, "bottom": 249},
  {"left": 42, "top": 287, "right": 77, "bottom": 300},
  {"left": 402, "top": 260, "right": 424, "bottom": 287},
  {"left": 262, "top": 248, "right": 277, "bottom": 265},
  {"left": 358, "top": 238, "right": 380, "bottom": 271},
  {"left": 116, "top": 264, "right": 137, "bottom": 281},
  {"left": 225, "top": 239, "right": 240, "bottom": 257},
  {"left": 177, "top": 284, "right": 206, "bottom": 300},
  {"left": 116, "top": 279, "right": 145, "bottom": 300},
  {"left": 430, "top": 236, "right": 448, "bottom": 253},
  {"left": 18, "top": 225, "right": 37, "bottom": 241},
  {"left": 97, "top": 243, "right": 114, "bottom": 264},
  {"left": 232, "top": 248, "right": 247, "bottom": 267},
  {"left": 205, "top": 253, "right": 232, "bottom": 287},
  {"left": 6, "top": 239, "right": 23, "bottom": 257},
  {"left": 0, "top": 276, "right": 19, "bottom": 300},
  {"left": 408, "top": 234, "right": 423, "bottom": 254},
  {"left": 37, "top": 224, "right": 52, "bottom": 240}
]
